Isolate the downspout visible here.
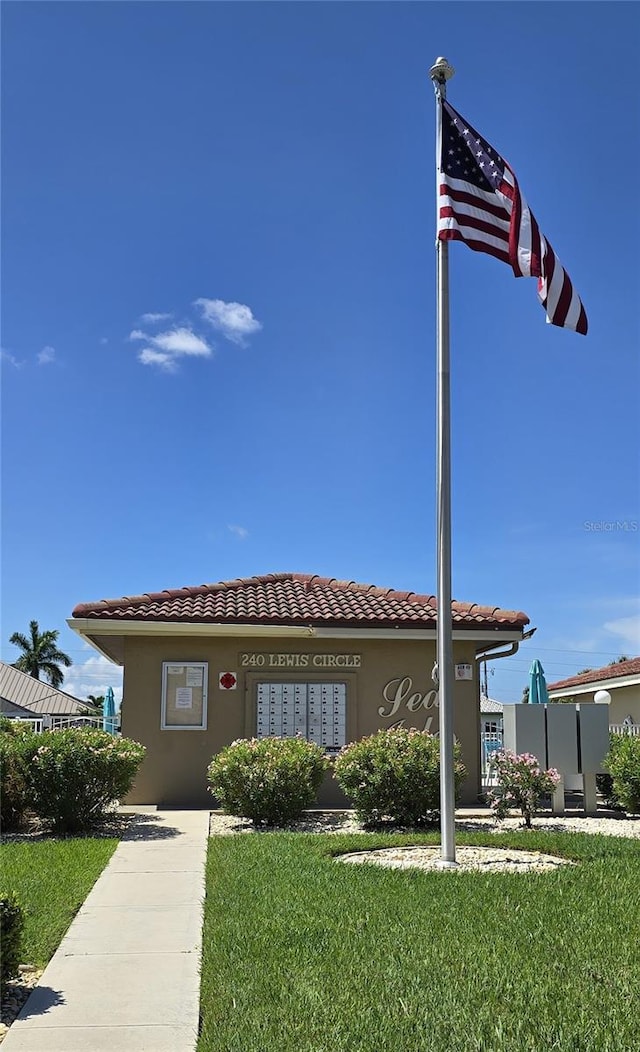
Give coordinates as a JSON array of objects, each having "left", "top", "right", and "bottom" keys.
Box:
[{"left": 475, "top": 626, "right": 536, "bottom": 664}]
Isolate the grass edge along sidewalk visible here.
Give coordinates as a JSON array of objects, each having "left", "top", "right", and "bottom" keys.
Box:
[
  {"left": 199, "top": 829, "right": 640, "bottom": 1052},
  {"left": 1, "top": 837, "right": 120, "bottom": 969},
  {"left": 1, "top": 835, "right": 120, "bottom": 1041}
]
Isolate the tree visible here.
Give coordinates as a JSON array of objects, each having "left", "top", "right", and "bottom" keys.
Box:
[
  {"left": 610, "top": 655, "right": 630, "bottom": 665},
  {"left": 521, "top": 686, "right": 530, "bottom": 703},
  {"left": 86, "top": 695, "right": 105, "bottom": 715},
  {"left": 9, "top": 620, "right": 72, "bottom": 689}
]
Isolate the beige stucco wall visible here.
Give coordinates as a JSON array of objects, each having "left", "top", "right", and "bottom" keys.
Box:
[
  {"left": 588, "top": 684, "right": 640, "bottom": 726},
  {"left": 120, "top": 634, "right": 484, "bottom": 808},
  {"left": 550, "top": 683, "right": 640, "bottom": 727}
]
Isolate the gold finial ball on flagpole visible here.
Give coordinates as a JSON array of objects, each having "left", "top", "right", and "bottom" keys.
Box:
[{"left": 429, "top": 57, "right": 455, "bottom": 83}]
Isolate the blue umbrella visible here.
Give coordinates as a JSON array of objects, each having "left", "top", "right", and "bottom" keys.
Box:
[
  {"left": 103, "top": 686, "right": 116, "bottom": 735},
  {"left": 529, "top": 659, "right": 549, "bottom": 705}
]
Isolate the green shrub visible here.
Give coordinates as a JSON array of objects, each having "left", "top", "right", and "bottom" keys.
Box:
[
  {"left": 604, "top": 733, "right": 640, "bottom": 814},
  {"left": 333, "top": 727, "right": 465, "bottom": 827},
  {"left": 0, "top": 893, "right": 24, "bottom": 992},
  {"left": 596, "top": 771, "right": 622, "bottom": 810},
  {"left": 207, "top": 737, "right": 330, "bottom": 825},
  {"left": 0, "top": 726, "right": 36, "bottom": 831},
  {"left": 0, "top": 716, "right": 20, "bottom": 733},
  {"left": 27, "top": 729, "right": 146, "bottom": 834}
]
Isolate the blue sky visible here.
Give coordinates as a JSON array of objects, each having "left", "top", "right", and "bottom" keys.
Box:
[{"left": 2, "top": 2, "right": 639, "bottom": 708}]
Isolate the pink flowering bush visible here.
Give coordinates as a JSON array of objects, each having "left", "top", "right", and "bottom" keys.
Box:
[
  {"left": 488, "top": 751, "right": 560, "bottom": 828},
  {"left": 207, "top": 737, "right": 329, "bottom": 825},
  {"left": 27, "top": 728, "right": 146, "bottom": 833},
  {"left": 334, "top": 727, "right": 465, "bottom": 827}
]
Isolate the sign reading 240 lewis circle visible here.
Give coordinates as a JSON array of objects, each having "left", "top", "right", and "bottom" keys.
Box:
[{"left": 240, "top": 652, "right": 362, "bottom": 669}]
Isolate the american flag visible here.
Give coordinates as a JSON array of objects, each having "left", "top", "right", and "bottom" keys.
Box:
[{"left": 438, "top": 101, "right": 588, "bottom": 335}]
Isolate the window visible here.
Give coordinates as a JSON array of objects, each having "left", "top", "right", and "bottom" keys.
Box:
[
  {"left": 256, "top": 682, "right": 346, "bottom": 752},
  {"left": 161, "top": 662, "right": 208, "bottom": 730}
]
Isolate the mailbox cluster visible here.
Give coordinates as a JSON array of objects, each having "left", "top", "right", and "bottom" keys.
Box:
[
  {"left": 256, "top": 682, "right": 347, "bottom": 751},
  {"left": 501, "top": 702, "right": 610, "bottom": 814}
]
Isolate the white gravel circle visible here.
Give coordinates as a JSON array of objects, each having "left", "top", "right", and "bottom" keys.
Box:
[
  {"left": 208, "top": 809, "right": 638, "bottom": 872},
  {"left": 337, "top": 844, "right": 575, "bottom": 873}
]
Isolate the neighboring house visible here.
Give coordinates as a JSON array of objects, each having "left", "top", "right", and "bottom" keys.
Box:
[
  {"left": 548, "top": 657, "right": 640, "bottom": 729},
  {"left": 69, "top": 572, "right": 530, "bottom": 808},
  {"left": 0, "top": 697, "right": 45, "bottom": 729},
  {"left": 479, "top": 695, "right": 504, "bottom": 781},
  {"left": 0, "top": 661, "right": 98, "bottom": 726},
  {"left": 480, "top": 695, "right": 503, "bottom": 737}
]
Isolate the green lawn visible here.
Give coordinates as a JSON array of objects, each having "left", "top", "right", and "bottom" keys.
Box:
[
  {"left": 199, "top": 830, "right": 640, "bottom": 1052},
  {"left": 1, "top": 838, "right": 119, "bottom": 966}
]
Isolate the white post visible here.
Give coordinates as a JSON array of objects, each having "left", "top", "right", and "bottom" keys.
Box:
[
  {"left": 429, "top": 56, "right": 457, "bottom": 867},
  {"left": 583, "top": 773, "right": 598, "bottom": 815}
]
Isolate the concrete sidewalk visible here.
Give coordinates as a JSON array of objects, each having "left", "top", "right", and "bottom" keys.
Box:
[{"left": 3, "top": 809, "right": 210, "bottom": 1052}]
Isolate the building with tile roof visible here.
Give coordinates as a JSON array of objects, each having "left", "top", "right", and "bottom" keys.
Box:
[
  {"left": 548, "top": 656, "right": 640, "bottom": 729},
  {"left": 69, "top": 573, "right": 531, "bottom": 808}
]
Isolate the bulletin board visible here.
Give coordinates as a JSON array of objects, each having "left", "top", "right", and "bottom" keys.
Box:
[{"left": 161, "top": 662, "right": 208, "bottom": 730}]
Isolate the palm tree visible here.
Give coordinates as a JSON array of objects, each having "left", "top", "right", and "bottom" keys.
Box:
[
  {"left": 9, "top": 620, "right": 72, "bottom": 689},
  {"left": 86, "top": 694, "right": 105, "bottom": 715}
]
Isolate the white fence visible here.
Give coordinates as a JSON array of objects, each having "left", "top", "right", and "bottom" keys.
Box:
[
  {"left": 610, "top": 723, "right": 639, "bottom": 737},
  {"left": 7, "top": 716, "right": 45, "bottom": 733},
  {"left": 48, "top": 715, "right": 109, "bottom": 731},
  {"left": 481, "top": 731, "right": 504, "bottom": 785},
  {"left": 4, "top": 714, "right": 119, "bottom": 733}
]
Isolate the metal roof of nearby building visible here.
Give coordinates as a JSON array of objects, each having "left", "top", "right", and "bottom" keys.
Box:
[
  {"left": 480, "top": 695, "right": 504, "bottom": 714},
  {"left": 0, "top": 661, "right": 92, "bottom": 716},
  {"left": 72, "top": 572, "right": 530, "bottom": 631},
  {"left": 0, "top": 697, "right": 42, "bottom": 718}
]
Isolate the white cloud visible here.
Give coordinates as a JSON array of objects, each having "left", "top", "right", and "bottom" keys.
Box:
[
  {"left": 138, "top": 348, "right": 178, "bottom": 373},
  {"left": 100, "top": 337, "right": 109, "bottom": 346},
  {"left": 131, "top": 326, "right": 212, "bottom": 371},
  {"left": 152, "top": 328, "right": 211, "bottom": 356},
  {"left": 194, "top": 298, "right": 262, "bottom": 346},
  {"left": 130, "top": 327, "right": 211, "bottom": 357},
  {"left": 603, "top": 614, "right": 640, "bottom": 650},
  {"left": 63, "top": 655, "right": 123, "bottom": 709},
  {"left": 139, "top": 312, "right": 173, "bottom": 324},
  {"left": 1, "top": 349, "right": 22, "bottom": 368},
  {"left": 228, "top": 524, "right": 249, "bottom": 540},
  {"left": 37, "top": 345, "right": 56, "bottom": 365}
]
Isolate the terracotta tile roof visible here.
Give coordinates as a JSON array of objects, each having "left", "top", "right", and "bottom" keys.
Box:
[
  {"left": 72, "top": 573, "right": 529, "bottom": 632},
  {"left": 548, "top": 656, "right": 640, "bottom": 692}
]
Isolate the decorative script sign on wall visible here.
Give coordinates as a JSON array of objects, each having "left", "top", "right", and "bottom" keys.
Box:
[{"left": 378, "top": 676, "right": 439, "bottom": 733}]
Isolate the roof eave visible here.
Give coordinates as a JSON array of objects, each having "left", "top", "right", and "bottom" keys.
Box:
[
  {"left": 69, "top": 617, "right": 526, "bottom": 658},
  {"left": 549, "top": 672, "right": 640, "bottom": 696}
]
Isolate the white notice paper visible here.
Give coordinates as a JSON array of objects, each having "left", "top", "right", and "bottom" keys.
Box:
[
  {"left": 186, "top": 667, "right": 203, "bottom": 687},
  {"left": 167, "top": 666, "right": 184, "bottom": 675},
  {"left": 175, "top": 687, "right": 193, "bottom": 709}
]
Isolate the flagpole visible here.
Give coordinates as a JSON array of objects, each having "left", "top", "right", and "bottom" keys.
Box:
[{"left": 429, "top": 56, "right": 457, "bottom": 867}]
